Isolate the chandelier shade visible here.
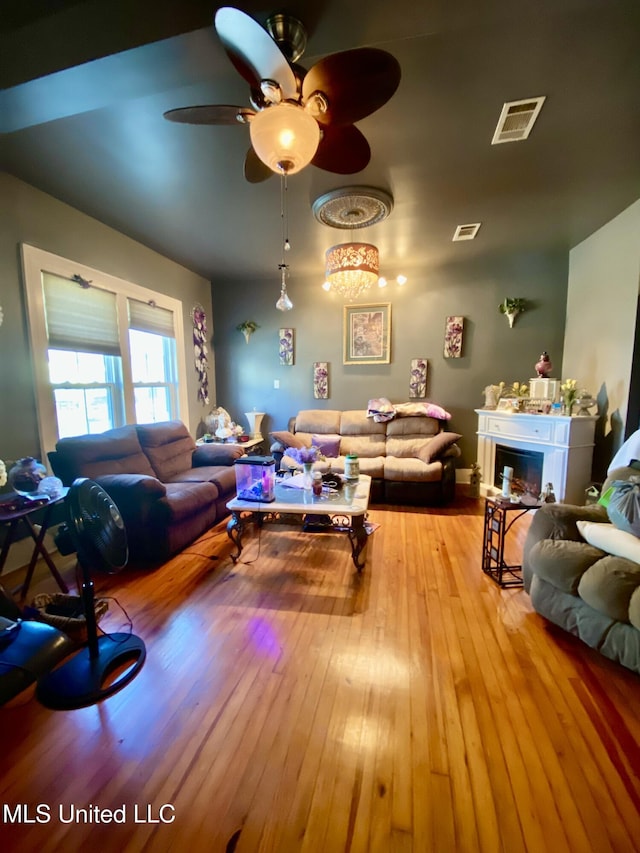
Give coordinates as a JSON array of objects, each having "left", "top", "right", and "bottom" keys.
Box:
[
  {"left": 250, "top": 103, "right": 320, "bottom": 175},
  {"left": 324, "top": 242, "right": 380, "bottom": 298}
]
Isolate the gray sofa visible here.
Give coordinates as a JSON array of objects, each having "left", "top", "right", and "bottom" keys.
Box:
[
  {"left": 270, "top": 408, "right": 460, "bottom": 505},
  {"left": 523, "top": 465, "right": 640, "bottom": 674},
  {"left": 49, "top": 421, "right": 242, "bottom": 567}
]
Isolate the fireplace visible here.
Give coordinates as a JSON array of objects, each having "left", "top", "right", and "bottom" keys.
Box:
[
  {"left": 494, "top": 444, "right": 543, "bottom": 497},
  {"left": 476, "top": 409, "right": 597, "bottom": 504}
]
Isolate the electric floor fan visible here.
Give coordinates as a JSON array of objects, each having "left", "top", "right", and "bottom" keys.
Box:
[{"left": 37, "top": 478, "right": 146, "bottom": 709}]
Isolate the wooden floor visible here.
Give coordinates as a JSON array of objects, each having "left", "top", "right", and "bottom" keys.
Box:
[{"left": 1, "top": 496, "right": 639, "bottom": 853}]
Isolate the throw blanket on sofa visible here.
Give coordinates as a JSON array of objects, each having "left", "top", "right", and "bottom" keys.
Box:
[{"left": 367, "top": 398, "right": 452, "bottom": 423}]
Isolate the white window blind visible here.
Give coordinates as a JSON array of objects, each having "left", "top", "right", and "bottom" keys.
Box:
[
  {"left": 42, "top": 272, "right": 121, "bottom": 355},
  {"left": 128, "top": 298, "right": 175, "bottom": 338}
]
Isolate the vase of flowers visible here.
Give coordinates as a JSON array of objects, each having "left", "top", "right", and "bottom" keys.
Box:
[
  {"left": 288, "top": 446, "right": 322, "bottom": 489},
  {"left": 560, "top": 378, "right": 577, "bottom": 415}
]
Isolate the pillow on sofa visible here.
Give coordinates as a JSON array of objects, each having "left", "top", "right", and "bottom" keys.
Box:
[
  {"left": 417, "top": 432, "right": 462, "bottom": 463},
  {"left": 270, "top": 430, "right": 309, "bottom": 450},
  {"left": 577, "top": 521, "right": 640, "bottom": 564},
  {"left": 395, "top": 401, "right": 452, "bottom": 420},
  {"left": 312, "top": 434, "right": 341, "bottom": 458}
]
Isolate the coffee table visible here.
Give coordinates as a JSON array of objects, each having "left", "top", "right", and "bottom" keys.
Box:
[{"left": 226, "top": 474, "right": 372, "bottom": 571}]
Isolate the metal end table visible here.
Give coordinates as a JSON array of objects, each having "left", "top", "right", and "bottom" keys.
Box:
[{"left": 482, "top": 496, "right": 541, "bottom": 588}]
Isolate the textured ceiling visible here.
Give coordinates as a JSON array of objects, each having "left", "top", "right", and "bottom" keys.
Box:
[{"left": 1, "top": 0, "right": 639, "bottom": 284}]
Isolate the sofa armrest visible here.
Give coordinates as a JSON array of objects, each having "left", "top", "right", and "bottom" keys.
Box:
[
  {"left": 96, "top": 473, "right": 166, "bottom": 498},
  {"left": 522, "top": 502, "right": 608, "bottom": 591},
  {"left": 192, "top": 445, "right": 243, "bottom": 467}
]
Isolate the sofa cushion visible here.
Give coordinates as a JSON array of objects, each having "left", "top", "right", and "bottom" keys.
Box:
[
  {"left": 417, "top": 432, "right": 462, "bottom": 463},
  {"left": 383, "top": 456, "right": 443, "bottom": 482},
  {"left": 629, "top": 587, "right": 640, "bottom": 631},
  {"left": 386, "top": 416, "right": 440, "bottom": 437},
  {"left": 578, "top": 555, "right": 640, "bottom": 623},
  {"left": 577, "top": 520, "right": 640, "bottom": 564},
  {"left": 154, "top": 481, "right": 219, "bottom": 524},
  {"left": 340, "top": 410, "right": 387, "bottom": 436},
  {"left": 528, "top": 539, "right": 606, "bottom": 595},
  {"left": 136, "top": 421, "right": 196, "bottom": 481},
  {"left": 54, "top": 425, "right": 156, "bottom": 481},
  {"left": 164, "top": 465, "right": 237, "bottom": 500},
  {"left": 295, "top": 410, "right": 342, "bottom": 434}
]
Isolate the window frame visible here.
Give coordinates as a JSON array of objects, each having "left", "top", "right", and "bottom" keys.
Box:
[{"left": 22, "top": 243, "right": 189, "bottom": 457}]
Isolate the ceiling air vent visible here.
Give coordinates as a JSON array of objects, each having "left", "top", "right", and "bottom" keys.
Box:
[
  {"left": 491, "top": 96, "right": 546, "bottom": 144},
  {"left": 452, "top": 223, "right": 481, "bottom": 242}
]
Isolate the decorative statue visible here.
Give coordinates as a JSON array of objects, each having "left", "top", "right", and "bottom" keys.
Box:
[
  {"left": 535, "top": 351, "right": 553, "bottom": 378},
  {"left": 483, "top": 384, "right": 501, "bottom": 409}
]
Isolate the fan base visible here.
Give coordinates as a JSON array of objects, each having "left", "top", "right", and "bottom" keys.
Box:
[{"left": 37, "top": 633, "right": 146, "bottom": 710}]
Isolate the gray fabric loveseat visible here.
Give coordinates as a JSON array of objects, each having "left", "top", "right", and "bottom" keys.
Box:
[
  {"left": 49, "top": 421, "right": 242, "bottom": 567},
  {"left": 270, "top": 408, "right": 460, "bottom": 506},
  {"left": 523, "top": 464, "right": 640, "bottom": 674}
]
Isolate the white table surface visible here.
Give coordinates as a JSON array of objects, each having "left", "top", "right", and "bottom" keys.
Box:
[{"left": 227, "top": 474, "right": 371, "bottom": 516}]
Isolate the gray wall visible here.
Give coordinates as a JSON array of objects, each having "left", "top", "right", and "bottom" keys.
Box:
[
  {"left": 212, "top": 249, "right": 569, "bottom": 467},
  {"left": 0, "top": 173, "right": 215, "bottom": 472}
]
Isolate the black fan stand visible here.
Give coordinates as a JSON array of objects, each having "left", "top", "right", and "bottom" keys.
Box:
[{"left": 37, "top": 480, "right": 146, "bottom": 710}]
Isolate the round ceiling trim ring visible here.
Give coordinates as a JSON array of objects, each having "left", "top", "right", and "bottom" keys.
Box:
[{"left": 312, "top": 186, "right": 394, "bottom": 229}]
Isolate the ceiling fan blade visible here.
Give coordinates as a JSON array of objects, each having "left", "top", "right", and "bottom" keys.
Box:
[
  {"left": 215, "top": 7, "right": 298, "bottom": 101},
  {"left": 244, "top": 147, "right": 274, "bottom": 183},
  {"left": 312, "top": 125, "right": 371, "bottom": 175},
  {"left": 163, "top": 105, "right": 254, "bottom": 125},
  {"left": 302, "top": 48, "right": 401, "bottom": 126}
]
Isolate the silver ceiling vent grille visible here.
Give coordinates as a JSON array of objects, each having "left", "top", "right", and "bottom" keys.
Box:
[
  {"left": 491, "top": 96, "right": 546, "bottom": 144},
  {"left": 452, "top": 223, "right": 481, "bottom": 241},
  {"left": 312, "top": 187, "right": 394, "bottom": 229}
]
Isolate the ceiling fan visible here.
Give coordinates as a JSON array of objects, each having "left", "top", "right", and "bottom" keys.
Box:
[{"left": 163, "top": 6, "right": 401, "bottom": 182}]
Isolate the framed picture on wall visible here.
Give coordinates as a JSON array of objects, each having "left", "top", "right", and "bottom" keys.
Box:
[{"left": 343, "top": 303, "right": 391, "bottom": 365}]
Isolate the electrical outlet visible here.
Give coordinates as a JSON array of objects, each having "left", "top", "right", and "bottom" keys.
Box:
[{"left": 273, "top": 379, "right": 280, "bottom": 389}]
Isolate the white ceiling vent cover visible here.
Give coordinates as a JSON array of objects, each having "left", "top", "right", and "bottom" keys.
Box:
[
  {"left": 453, "top": 223, "right": 481, "bottom": 241},
  {"left": 491, "top": 96, "right": 546, "bottom": 144}
]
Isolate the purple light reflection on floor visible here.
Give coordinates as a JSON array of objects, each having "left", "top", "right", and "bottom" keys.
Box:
[{"left": 246, "top": 617, "right": 282, "bottom": 659}]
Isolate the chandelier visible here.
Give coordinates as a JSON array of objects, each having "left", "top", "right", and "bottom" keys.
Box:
[{"left": 323, "top": 243, "right": 380, "bottom": 298}]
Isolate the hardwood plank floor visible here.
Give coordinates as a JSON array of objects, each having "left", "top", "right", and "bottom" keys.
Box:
[{"left": 1, "top": 496, "right": 639, "bottom": 852}]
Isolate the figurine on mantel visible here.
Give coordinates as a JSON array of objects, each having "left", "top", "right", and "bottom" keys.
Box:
[{"left": 535, "top": 351, "right": 553, "bottom": 377}]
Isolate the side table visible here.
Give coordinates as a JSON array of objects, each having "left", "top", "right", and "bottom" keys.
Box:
[
  {"left": 0, "top": 489, "right": 70, "bottom": 600},
  {"left": 482, "top": 496, "right": 541, "bottom": 588}
]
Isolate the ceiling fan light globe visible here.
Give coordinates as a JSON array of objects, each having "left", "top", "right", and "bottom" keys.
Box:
[{"left": 250, "top": 103, "right": 320, "bottom": 175}]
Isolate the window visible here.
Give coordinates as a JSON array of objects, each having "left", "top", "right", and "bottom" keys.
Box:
[{"left": 22, "top": 244, "right": 189, "bottom": 455}]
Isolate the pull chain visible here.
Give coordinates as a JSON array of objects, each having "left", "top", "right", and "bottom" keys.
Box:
[{"left": 276, "top": 172, "right": 293, "bottom": 311}]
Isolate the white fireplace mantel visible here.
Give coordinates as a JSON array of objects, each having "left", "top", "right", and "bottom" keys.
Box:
[{"left": 476, "top": 409, "right": 597, "bottom": 504}]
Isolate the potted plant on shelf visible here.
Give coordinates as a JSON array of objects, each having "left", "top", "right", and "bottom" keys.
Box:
[
  {"left": 498, "top": 297, "right": 527, "bottom": 328},
  {"left": 236, "top": 320, "right": 260, "bottom": 343}
]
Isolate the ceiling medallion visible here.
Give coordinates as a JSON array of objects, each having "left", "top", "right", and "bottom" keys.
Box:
[{"left": 312, "top": 187, "right": 394, "bottom": 229}]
